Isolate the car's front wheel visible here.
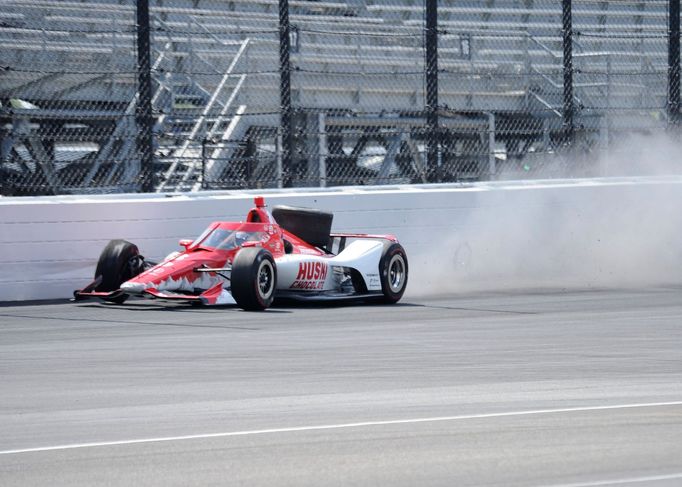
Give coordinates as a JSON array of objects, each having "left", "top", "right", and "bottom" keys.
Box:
[
  {"left": 95, "top": 239, "right": 144, "bottom": 304},
  {"left": 231, "top": 247, "right": 277, "bottom": 311}
]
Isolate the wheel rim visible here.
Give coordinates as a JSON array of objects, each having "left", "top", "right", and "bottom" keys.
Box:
[
  {"left": 257, "top": 260, "right": 275, "bottom": 299},
  {"left": 388, "top": 254, "right": 405, "bottom": 293}
]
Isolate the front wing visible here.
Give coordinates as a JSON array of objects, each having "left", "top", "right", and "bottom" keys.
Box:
[{"left": 74, "top": 281, "right": 235, "bottom": 305}]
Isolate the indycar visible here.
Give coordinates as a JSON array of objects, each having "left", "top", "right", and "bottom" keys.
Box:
[{"left": 74, "top": 197, "right": 408, "bottom": 310}]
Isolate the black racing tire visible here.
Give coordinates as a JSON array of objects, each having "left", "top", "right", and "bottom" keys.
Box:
[
  {"left": 231, "top": 247, "right": 277, "bottom": 311},
  {"left": 379, "top": 243, "right": 408, "bottom": 304},
  {"left": 94, "top": 239, "right": 143, "bottom": 303}
]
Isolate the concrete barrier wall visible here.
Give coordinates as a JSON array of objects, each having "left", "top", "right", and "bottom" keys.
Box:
[{"left": 2, "top": 177, "right": 682, "bottom": 302}]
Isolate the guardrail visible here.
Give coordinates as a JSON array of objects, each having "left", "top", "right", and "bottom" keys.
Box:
[{"left": 2, "top": 177, "right": 682, "bottom": 302}]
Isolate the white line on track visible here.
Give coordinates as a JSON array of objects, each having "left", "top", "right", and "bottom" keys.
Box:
[
  {"left": 1, "top": 400, "right": 680, "bottom": 456},
  {"left": 544, "top": 472, "right": 682, "bottom": 486}
]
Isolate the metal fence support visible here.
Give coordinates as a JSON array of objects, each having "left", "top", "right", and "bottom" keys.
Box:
[
  {"left": 279, "top": 0, "right": 293, "bottom": 187},
  {"left": 562, "top": 0, "right": 574, "bottom": 144},
  {"left": 669, "top": 0, "right": 681, "bottom": 125},
  {"left": 318, "top": 112, "right": 327, "bottom": 187},
  {"left": 276, "top": 133, "right": 284, "bottom": 189},
  {"left": 425, "top": 0, "right": 439, "bottom": 182},
  {"left": 201, "top": 138, "right": 206, "bottom": 190},
  {"left": 487, "top": 113, "right": 496, "bottom": 177},
  {"left": 599, "top": 115, "right": 609, "bottom": 175},
  {"left": 136, "top": 0, "right": 155, "bottom": 192}
]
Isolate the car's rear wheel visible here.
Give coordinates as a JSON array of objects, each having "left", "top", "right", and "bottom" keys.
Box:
[
  {"left": 379, "top": 243, "right": 408, "bottom": 304},
  {"left": 231, "top": 247, "right": 277, "bottom": 311},
  {"left": 95, "top": 239, "right": 144, "bottom": 304}
]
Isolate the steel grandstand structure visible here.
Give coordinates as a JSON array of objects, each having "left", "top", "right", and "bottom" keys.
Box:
[{"left": 0, "top": 0, "right": 679, "bottom": 194}]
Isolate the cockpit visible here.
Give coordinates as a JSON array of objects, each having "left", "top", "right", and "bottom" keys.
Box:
[{"left": 192, "top": 224, "right": 268, "bottom": 251}]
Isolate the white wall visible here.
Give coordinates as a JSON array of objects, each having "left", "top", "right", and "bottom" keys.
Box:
[{"left": 2, "top": 177, "right": 682, "bottom": 302}]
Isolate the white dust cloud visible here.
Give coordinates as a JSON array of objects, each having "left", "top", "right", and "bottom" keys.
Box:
[{"left": 407, "top": 133, "right": 682, "bottom": 297}]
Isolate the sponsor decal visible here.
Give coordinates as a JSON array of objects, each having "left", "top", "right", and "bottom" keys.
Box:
[
  {"left": 367, "top": 272, "right": 380, "bottom": 287},
  {"left": 291, "top": 261, "right": 328, "bottom": 290}
]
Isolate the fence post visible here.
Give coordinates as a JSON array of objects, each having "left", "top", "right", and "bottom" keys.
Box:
[
  {"left": 318, "top": 112, "right": 327, "bottom": 187},
  {"left": 279, "top": 0, "right": 293, "bottom": 187},
  {"left": 669, "top": 0, "right": 681, "bottom": 126},
  {"left": 425, "top": 0, "right": 439, "bottom": 182},
  {"left": 136, "top": 0, "right": 155, "bottom": 192},
  {"left": 487, "top": 113, "right": 496, "bottom": 177},
  {"left": 201, "top": 138, "right": 208, "bottom": 190},
  {"left": 562, "top": 0, "right": 574, "bottom": 145}
]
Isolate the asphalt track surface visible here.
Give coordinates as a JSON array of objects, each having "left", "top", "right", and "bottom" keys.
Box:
[{"left": 1, "top": 288, "right": 681, "bottom": 487}]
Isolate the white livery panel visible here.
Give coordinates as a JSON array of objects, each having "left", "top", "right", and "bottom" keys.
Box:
[
  {"left": 273, "top": 239, "right": 385, "bottom": 293},
  {"left": 275, "top": 255, "right": 335, "bottom": 291},
  {"left": 330, "top": 240, "right": 384, "bottom": 291}
]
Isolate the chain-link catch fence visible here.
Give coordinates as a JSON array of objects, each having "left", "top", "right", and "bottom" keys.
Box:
[{"left": 1, "top": 0, "right": 680, "bottom": 195}]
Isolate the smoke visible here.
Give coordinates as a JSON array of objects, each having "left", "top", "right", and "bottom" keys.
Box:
[
  {"left": 407, "top": 133, "right": 682, "bottom": 297},
  {"left": 598, "top": 131, "right": 682, "bottom": 178}
]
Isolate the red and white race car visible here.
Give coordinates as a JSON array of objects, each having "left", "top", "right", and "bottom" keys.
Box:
[{"left": 74, "top": 197, "right": 408, "bottom": 310}]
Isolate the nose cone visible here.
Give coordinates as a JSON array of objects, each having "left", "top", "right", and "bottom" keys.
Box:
[{"left": 120, "top": 281, "right": 146, "bottom": 294}]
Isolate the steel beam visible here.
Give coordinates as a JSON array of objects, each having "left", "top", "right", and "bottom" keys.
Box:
[{"left": 136, "top": 0, "right": 155, "bottom": 192}]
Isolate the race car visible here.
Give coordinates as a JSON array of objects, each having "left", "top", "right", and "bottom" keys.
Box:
[{"left": 74, "top": 196, "right": 408, "bottom": 310}]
